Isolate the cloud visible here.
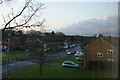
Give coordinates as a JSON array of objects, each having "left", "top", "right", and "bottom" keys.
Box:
[
  {"left": 60, "top": 16, "right": 118, "bottom": 36},
  {"left": 102, "top": 16, "right": 109, "bottom": 21}
]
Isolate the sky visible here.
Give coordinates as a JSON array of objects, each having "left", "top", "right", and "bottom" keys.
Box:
[
  {"left": 0, "top": 0, "right": 119, "bottom": 36},
  {"left": 42, "top": 2, "right": 118, "bottom": 36}
]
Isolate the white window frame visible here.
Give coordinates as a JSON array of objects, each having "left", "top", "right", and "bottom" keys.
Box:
[
  {"left": 108, "top": 59, "right": 113, "bottom": 62},
  {"left": 96, "top": 53, "right": 103, "bottom": 57},
  {"left": 107, "top": 49, "right": 113, "bottom": 54}
]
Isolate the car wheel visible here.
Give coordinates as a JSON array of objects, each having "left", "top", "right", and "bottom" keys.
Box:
[{"left": 62, "top": 65, "right": 66, "bottom": 67}]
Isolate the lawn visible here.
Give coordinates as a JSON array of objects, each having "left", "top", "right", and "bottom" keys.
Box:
[
  {"left": 4, "top": 57, "right": 113, "bottom": 78},
  {"left": 2, "top": 54, "right": 25, "bottom": 62},
  {"left": 11, "top": 51, "right": 34, "bottom": 54},
  {"left": 1, "top": 50, "right": 32, "bottom": 62}
]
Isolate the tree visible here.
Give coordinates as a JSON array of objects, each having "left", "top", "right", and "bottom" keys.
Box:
[
  {"left": 1, "top": 0, "right": 45, "bottom": 31},
  {"left": 1, "top": 0, "right": 46, "bottom": 75},
  {"left": 27, "top": 30, "right": 46, "bottom": 75}
]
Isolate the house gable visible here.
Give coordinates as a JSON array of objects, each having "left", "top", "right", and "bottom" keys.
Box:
[
  {"left": 84, "top": 38, "right": 114, "bottom": 49},
  {"left": 83, "top": 37, "right": 117, "bottom": 70},
  {"left": 84, "top": 38, "right": 114, "bottom": 62}
]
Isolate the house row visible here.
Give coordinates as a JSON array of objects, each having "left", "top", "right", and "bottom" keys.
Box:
[{"left": 2, "top": 31, "right": 67, "bottom": 52}]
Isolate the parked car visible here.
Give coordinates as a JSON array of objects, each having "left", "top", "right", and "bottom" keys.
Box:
[
  {"left": 62, "top": 61, "right": 80, "bottom": 68},
  {"left": 74, "top": 52, "right": 83, "bottom": 57},
  {"left": 66, "top": 49, "right": 68, "bottom": 52},
  {"left": 72, "top": 44, "right": 76, "bottom": 47},
  {"left": 67, "top": 51, "right": 77, "bottom": 55},
  {"left": 75, "top": 56, "right": 83, "bottom": 61},
  {"left": 67, "top": 52, "right": 71, "bottom": 55}
]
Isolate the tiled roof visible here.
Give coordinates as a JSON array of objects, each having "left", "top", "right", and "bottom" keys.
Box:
[{"left": 84, "top": 37, "right": 115, "bottom": 48}]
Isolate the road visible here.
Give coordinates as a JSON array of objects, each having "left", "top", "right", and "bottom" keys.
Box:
[
  {"left": 2, "top": 44, "right": 83, "bottom": 77},
  {"left": 46, "top": 44, "right": 83, "bottom": 62}
]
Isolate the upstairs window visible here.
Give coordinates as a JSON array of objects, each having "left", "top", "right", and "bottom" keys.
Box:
[
  {"left": 96, "top": 53, "right": 103, "bottom": 57},
  {"left": 107, "top": 49, "right": 113, "bottom": 54}
]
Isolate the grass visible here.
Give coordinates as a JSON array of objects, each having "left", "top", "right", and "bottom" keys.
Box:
[
  {"left": 2, "top": 54, "right": 25, "bottom": 61},
  {"left": 10, "top": 51, "right": 34, "bottom": 54},
  {"left": 4, "top": 56, "right": 113, "bottom": 78}
]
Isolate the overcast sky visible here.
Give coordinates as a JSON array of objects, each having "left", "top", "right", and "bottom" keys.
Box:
[
  {"left": 0, "top": 0, "right": 119, "bottom": 36},
  {"left": 43, "top": 2, "right": 118, "bottom": 36}
]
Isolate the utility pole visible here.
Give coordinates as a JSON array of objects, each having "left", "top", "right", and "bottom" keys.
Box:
[
  {"left": 0, "top": 30, "right": 2, "bottom": 80},
  {"left": 7, "top": 33, "right": 10, "bottom": 75}
]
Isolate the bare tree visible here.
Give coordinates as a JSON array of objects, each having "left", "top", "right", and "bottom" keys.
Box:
[
  {"left": 26, "top": 30, "right": 46, "bottom": 75},
  {"left": 1, "top": 0, "right": 45, "bottom": 31},
  {"left": 1, "top": 0, "right": 46, "bottom": 76},
  {"left": 0, "top": 0, "right": 3, "bottom": 4}
]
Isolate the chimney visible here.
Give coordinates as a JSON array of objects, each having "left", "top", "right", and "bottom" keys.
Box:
[{"left": 98, "top": 34, "right": 104, "bottom": 39}]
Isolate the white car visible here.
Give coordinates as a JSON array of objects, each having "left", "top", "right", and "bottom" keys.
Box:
[
  {"left": 67, "top": 52, "right": 71, "bottom": 55},
  {"left": 62, "top": 61, "right": 80, "bottom": 68},
  {"left": 75, "top": 52, "right": 84, "bottom": 57},
  {"left": 66, "top": 49, "right": 68, "bottom": 51}
]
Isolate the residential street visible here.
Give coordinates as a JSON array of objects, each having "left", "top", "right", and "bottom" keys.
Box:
[
  {"left": 1, "top": 1, "right": 118, "bottom": 78},
  {"left": 46, "top": 44, "right": 82, "bottom": 62},
  {"left": 2, "top": 44, "right": 83, "bottom": 77}
]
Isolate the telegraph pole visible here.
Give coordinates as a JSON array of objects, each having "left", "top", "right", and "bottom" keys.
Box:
[{"left": 7, "top": 33, "right": 10, "bottom": 75}]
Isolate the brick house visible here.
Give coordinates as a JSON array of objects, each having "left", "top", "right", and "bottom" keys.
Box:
[
  {"left": 2, "top": 37, "right": 21, "bottom": 50},
  {"left": 43, "top": 31, "right": 65, "bottom": 52},
  {"left": 83, "top": 37, "right": 117, "bottom": 69}
]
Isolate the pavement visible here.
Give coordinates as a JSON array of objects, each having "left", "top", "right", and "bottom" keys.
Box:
[{"left": 2, "top": 61, "right": 38, "bottom": 76}]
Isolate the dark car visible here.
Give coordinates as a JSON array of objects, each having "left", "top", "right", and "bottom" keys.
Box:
[{"left": 71, "top": 51, "right": 77, "bottom": 54}]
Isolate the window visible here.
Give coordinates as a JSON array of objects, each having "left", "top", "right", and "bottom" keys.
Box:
[
  {"left": 107, "top": 49, "right": 113, "bottom": 54},
  {"left": 108, "top": 59, "right": 113, "bottom": 62},
  {"left": 96, "top": 53, "right": 103, "bottom": 57}
]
